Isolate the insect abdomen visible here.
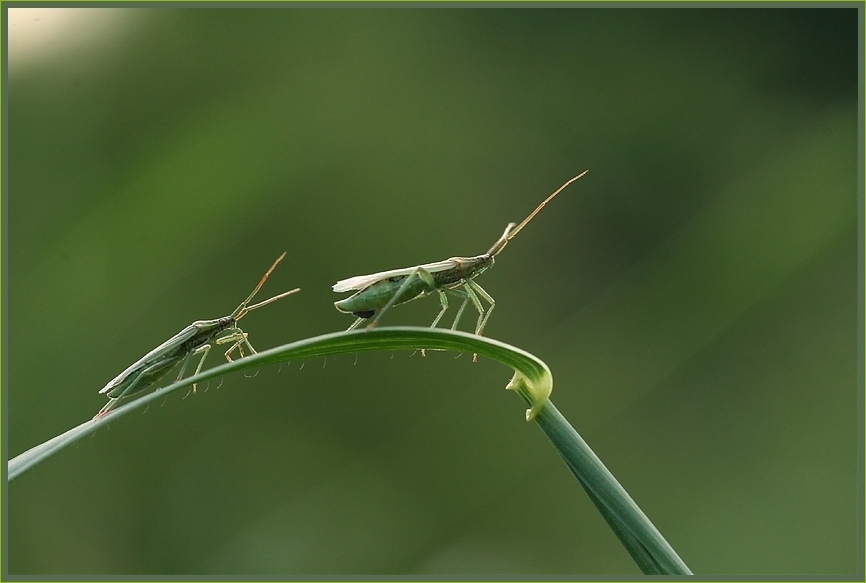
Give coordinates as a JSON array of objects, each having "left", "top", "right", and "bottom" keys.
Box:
[{"left": 334, "top": 275, "right": 433, "bottom": 315}]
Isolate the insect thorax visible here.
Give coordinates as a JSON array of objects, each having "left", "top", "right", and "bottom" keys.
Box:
[
  {"left": 434, "top": 254, "right": 493, "bottom": 287},
  {"left": 181, "top": 317, "right": 235, "bottom": 350}
]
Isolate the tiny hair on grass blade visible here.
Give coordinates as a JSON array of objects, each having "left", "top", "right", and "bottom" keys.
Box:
[
  {"left": 333, "top": 171, "right": 588, "bottom": 345},
  {"left": 94, "top": 252, "right": 299, "bottom": 419}
]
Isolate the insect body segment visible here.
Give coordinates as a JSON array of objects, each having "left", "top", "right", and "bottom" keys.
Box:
[
  {"left": 94, "top": 253, "right": 299, "bottom": 419},
  {"left": 333, "top": 171, "right": 588, "bottom": 336}
]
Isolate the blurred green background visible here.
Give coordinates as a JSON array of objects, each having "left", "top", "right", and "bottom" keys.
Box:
[{"left": 6, "top": 6, "right": 860, "bottom": 576}]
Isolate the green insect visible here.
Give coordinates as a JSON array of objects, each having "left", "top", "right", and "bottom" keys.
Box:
[
  {"left": 333, "top": 171, "right": 588, "bottom": 337},
  {"left": 94, "top": 253, "right": 299, "bottom": 419}
]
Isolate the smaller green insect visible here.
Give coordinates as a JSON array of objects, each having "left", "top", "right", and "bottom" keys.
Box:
[
  {"left": 94, "top": 253, "right": 299, "bottom": 419},
  {"left": 333, "top": 171, "right": 588, "bottom": 338}
]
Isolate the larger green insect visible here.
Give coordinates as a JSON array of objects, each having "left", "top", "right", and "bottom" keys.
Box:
[
  {"left": 94, "top": 253, "right": 299, "bottom": 419},
  {"left": 333, "top": 171, "right": 588, "bottom": 336}
]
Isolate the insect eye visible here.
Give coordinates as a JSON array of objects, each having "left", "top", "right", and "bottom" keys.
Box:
[{"left": 353, "top": 310, "right": 375, "bottom": 319}]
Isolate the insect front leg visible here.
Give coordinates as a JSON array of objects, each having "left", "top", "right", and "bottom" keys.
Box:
[
  {"left": 366, "top": 267, "right": 436, "bottom": 330},
  {"left": 216, "top": 328, "right": 255, "bottom": 361},
  {"left": 217, "top": 328, "right": 265, "bottom": 379}
]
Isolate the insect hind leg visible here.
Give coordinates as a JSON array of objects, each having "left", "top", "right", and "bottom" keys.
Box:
[
  {"left": 94, "top": 395, "right": 124, "bottom": 419},
  {"left": 366, "top": 266, "right": 436, "bottom": 330},
  {"left": 94, "top": 399, "right": 118, "bottom": 419}
]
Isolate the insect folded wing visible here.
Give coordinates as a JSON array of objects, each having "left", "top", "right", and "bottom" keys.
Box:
[
  {"left": 99, "top": 371, "right": 130, "bottom": 395},
  {"left": 332, "top": 261, "right": 457, "bottom": 294},
  {"left": 332, "top": 275, "right": 379, "bottom": 293}
]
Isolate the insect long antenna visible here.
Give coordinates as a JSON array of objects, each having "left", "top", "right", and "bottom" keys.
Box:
[
  {"left": 486, "top": 170, "right": 588, "bottom": 257},
  {"left": 244, "top": 287, "right": 300, "bottom": 313},
  {"left": 231, "top": 252, "right": 290, "bottom": 320}
]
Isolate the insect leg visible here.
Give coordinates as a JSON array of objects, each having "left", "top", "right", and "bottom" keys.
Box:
[
  {"left": 238, "top": 331, "right": 263, "bottom": 377},
  {"left": 455, "top": 280, "right": 494, "bottom": 361},
  {"left": 429, "top": 290, "right": 449, "bottom": 328},
  {"left": 465, "top": 279, "right": 496, "bottom": 336},
  {"left": 366, "top": 267, "right": 436, "bottom": 330},
  {"left": 240, "top": 331, "right": 258, "bottom": 356},
  {"left": 449, "top": 290, "right": 470, "bottom": 331},
  {"left": 418, "top": 290, "right": 452, "bottom": 356},
  {"left": 188, "top": 343, "right": 212, "bottom": 393},
  {"left": 95, "top": 399, "right": 118, "bottom": 419},
  {"left": 216, "top": 329, "right": 253, "bottom": 361},
  {"left": 172, "top": 349, "right": 198, "bottom": 398},
  {"left": 173, "top": 343, "right": 209, "bottom": 394},
  {"left": 346, "top": 317, "right": 365, "bottom": 331},
  {"left": 174, "top": 349, "right": 197, "bottom": 382},
  {"left": 217, "top": 328, "right": 264, "bottom": 378},
  {"left": 460, "top": 282, "right": 486, "bottom": 335},
  {"left": 449, "top": 291, "right": 470, "bottom": 360}
]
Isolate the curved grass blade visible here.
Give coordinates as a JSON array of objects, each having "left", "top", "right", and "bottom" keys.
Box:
[
  {"left": 9, "top": 327, "right": 550, "bottom": 481},
  {"left": 9, "top": 326, "right": 691, "bottom": 574}
]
